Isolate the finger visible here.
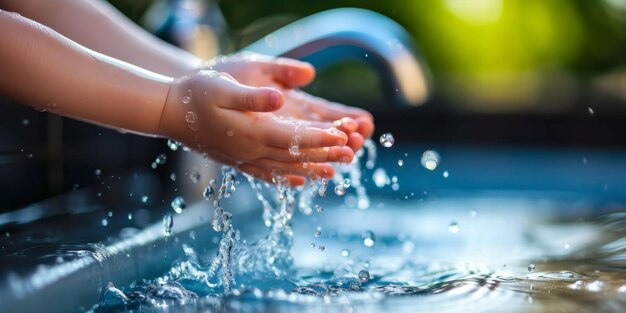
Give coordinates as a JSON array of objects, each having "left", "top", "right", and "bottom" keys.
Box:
[
  {"left": 262, "top": 117, "right": 348, "bottom": 149},
  {"left": 287, "top": 175, "right": 306, "bottom": 186},
  {"left": 333, "top": 117, "right": 359, "bottom": 134},
  {"left": 309, "top": 118, "right": 359, "bottom": 135},
  {"left": 215, "top": 78, "right": 284, "bottom": 112},
  {"left": 237, "top": 163, "right": 305, "bottom": 186},
  {"left": 256, "top": 158, "right": 335, "bottom": 180},
  {"left": 268, "top": 58, "right": 316, "bottom": 87},
  {"left": 263, "top": 145, "right": 354, "bottom": 163},
  {"left": 307, "top": 122, "right": 364, "bottom": 152},
  {"left": 355, "top": 116, "right": 375, "bottom": 139},
  {"left": 347, "top": 133, "right": 365, "bottom": 152},
  {"left": 285, "top": 91, "right": 374, "bottom": 137}
]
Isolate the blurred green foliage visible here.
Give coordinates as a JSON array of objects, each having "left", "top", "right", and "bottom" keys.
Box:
[
  {"left": 110, "top": 0, "right": 626, "bottom": 75},
  {"left": 106, "top": 0, "right": 154, "bottom": 23},
  {"left": 109, "top": 0, "right": 626, "bottom": 111}
]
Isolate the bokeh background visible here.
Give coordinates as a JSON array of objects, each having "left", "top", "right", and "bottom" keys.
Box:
[{"left": 1, "top": 0, "right": 626, "bottom": 211}]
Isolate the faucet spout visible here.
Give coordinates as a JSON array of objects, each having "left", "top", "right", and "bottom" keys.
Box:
[{"left": 245, "top": 8, "right": 432, "bottom": 107}]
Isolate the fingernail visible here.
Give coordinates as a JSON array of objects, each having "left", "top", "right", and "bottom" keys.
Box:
[{"left": 269, "top": 90, "right": 282, "bottom": 109}]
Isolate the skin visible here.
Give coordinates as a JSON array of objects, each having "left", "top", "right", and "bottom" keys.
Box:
[
  {"left": 1, "top": 0, "right": 374, "bottom": 143},
  {"left": 207, "top": 53, "right": 375, "bottom": 152},
  {"left": 0, "top": 1, "right": 375, "bottom": 184}
]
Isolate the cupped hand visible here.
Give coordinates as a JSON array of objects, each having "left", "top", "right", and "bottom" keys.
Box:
[
  {"left": 158, "top": 71, "right": 355, "bottom": 185},
  {"left": 206, "top": 53, "right": 374, "bottom": 152}
]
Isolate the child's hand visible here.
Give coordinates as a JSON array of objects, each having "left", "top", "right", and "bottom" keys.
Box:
[
  {"left": 206, "top": 53, "right": 374, "bottom": 152},
  {"left": 158, "top": 71, "right": 354, "bottom": 185}
]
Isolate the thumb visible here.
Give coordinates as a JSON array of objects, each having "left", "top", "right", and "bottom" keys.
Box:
[{"left": 217, "top": 79, "right": 284, "bottom": 112}]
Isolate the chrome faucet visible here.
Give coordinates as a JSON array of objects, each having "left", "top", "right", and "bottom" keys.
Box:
[{"left": 244, "top": 8, "right": 432, "bottom": 107}]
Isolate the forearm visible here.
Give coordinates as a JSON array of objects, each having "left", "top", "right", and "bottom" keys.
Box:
[
  {"left": 1, "top": 0, "right": 202, "bottom": 77},
  {"left": 0, "top": 10, "right": 172, "bottom": 136}
]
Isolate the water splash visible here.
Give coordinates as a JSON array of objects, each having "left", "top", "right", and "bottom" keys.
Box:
[
  {"left": 318, "top": 179, "right": 328, "bottom": 197},
  {"left": 358, "top": 270, "right": 370, "bottom": 282},
  {"left": 171, "top": 197, "right": 186, "bottom": 214},
  {"left": 163, "top": 214, "right": 173, "bottom": 236},
  {"left": 362, "top": 230, "right": 376, "bottom": 247},
  {"left": 448, "top": 221, "right": 460, "bottom": 234}
]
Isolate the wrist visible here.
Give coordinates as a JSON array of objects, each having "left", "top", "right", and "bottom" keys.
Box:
[
  {"left": 157, "top": 78, "right": 193, "bottom": 141},
  {"left": 157, "top": 81, "right": 180, "bottom": 139}
]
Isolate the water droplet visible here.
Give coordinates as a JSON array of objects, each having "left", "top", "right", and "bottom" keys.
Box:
[
  {"left": 397, "top": 159, "right": 404, "bottom": 166},
  {"left": 528, "top": 264, "right": 536, "bottom": 272},
  {"left": 141, "top": 195, "right": 148, "bottom": 203},
  {"left": 564, "top": 243, "right": 570, "bottom": 250},
  {"left": 185, "top": 111, "right": 197, "bottom": 124},
  {"left": 334, "top": 183, "right": 347, "bottom": 196},
  {"left": 379, "top": 133, "right": 395, "bottom": 148},
  {"left": 391, "top": 183, "right": 400, "bottom": 191},
  {"left": 170, "top": 173, "right": 176, "bottom": 181},
  {"left": 203, "top": 185, "right": 215, "bottom": 199},
  {"left": 310, "top": 243, "right": 316, "bottom": 248},
  {"left": 341, "top": 249, "right": 351, "bottom": 257},
  {"left": 154, "top": 153, "right": 167, "bottom": 166},
  {"left": 315, "top": 205, "right": 324, "bottom": 213},
  {"left": 226, "top": 129, "right": 235, "bottom": 137},
  {"left": 469, "top": 210, "right": 477, "bottom": 217},
  {"left": 358, "top": 270, "right": 370, "bottom": 282},
  {"left": 448, "top": 221, "right": 460, "bottom": 234},
  {"left": 190, "top": 170, "right": 201, "bottom": 184},
  {"left": 314, "top": 229, "right": 321, "bottom": 237},
  {"left": 101, "top": 218, "right": 108, "bottom": 226},
  {"left": 343, "top": 178, "right": 351, "bottom": 188},
  {"left": 108, "top": 211, "right": 113, "bottom": 217},
  {"left": 163, "top": 214, "right": 173, "bottom": 236},
  {"left": 289, "top": 145, "right": 300, "bottom": 157},
  {"left": 171, "top": 196, "right": 186, "bottom": 214},
  {"left": 588, "top": 107, "right": 594, "bottom": 116},
  {"left": 318, "top": 179, "right": 328, "bottom": 197},
  {"left": 181, "top": 90, "right": 191, "bottom": 104},
  {"left": 22, "top": 119, "right": 30, "bottom": 126},
  {"left": 443, "top": 171, "right": 449, "bottom": 178},
  {"left": 363, "top": 230, "right": 376, "bottom": 247},
  {"left": 373, "top": 168, "right": 388, "bottom": 188},
  {"left": 421, "top": 150, "right": 440, "bottom": 170},
  {"left": 127, "top": 213, "right": 133, "bottom": 220},
  {"left": 167, "top": 139, "right": 179, "bottom": 151},
  {"left": 94, "top": 169, "right": 101, "bottom": 176},
  {"left": 318, "top": 245, "right": 325, "bottom": 251}
]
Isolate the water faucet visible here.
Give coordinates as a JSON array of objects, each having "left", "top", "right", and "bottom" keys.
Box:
[{"left": 244, "top": 8, "right": 432, "bottom": 107}]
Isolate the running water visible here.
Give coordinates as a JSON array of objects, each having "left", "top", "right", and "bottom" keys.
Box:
[{"left": 157, "top": 137, "right": 377, "bottom": 295}]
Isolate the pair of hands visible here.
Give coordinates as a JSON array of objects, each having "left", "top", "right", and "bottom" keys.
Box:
[{"left": 158, "top": 53, "right": 374, "bottom": 186}]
